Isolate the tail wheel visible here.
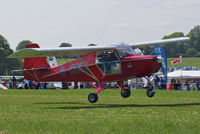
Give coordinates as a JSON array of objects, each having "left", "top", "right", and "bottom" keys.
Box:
[
  {"left": 88, "top": 93, "right": 98, "bottom": 103},
  {"left": 121, "top": 89, "right": 131, "bottom": 98}
]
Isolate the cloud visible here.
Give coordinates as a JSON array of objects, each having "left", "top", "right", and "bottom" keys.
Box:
[{"left": 165, "top": 0, "right": 200, "bottom": 7}]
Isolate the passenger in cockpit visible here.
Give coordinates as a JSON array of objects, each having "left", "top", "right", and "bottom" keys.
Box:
[{"left": 102, "top": 52, "right": 115, "bottom": 74}]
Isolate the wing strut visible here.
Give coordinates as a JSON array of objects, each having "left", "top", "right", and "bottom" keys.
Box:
[
  {"left": 23, "top": 68, "right": 41, "bottom": 82},
  {"left": 43, "top": 56, "right": 99, "bottom": 81},
  {"left": 77, "top": 56, "right": 99, "bottom": 81}
]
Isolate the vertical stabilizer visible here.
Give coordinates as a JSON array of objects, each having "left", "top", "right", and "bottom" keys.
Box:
[
  {"left": 24, "top": 44, "right": 49, "bottom": 69},
  {"left": 24, "top": 43, "right": 50, "bottom": 81}
]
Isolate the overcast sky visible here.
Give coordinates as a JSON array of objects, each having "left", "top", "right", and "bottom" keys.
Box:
[{"left": 0, "top": 0, "right": 200, "bottom": 50}]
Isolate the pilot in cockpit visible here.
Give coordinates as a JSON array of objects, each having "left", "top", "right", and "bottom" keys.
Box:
[
  {"left": 102, "top": 52, "right": 115, "bottom": 62},
  {"left": 101, "top": 52, "right": 116, "bottom": 74}
]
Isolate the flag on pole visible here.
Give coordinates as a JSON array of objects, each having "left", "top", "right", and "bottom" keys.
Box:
[{"left": 171, "top": 56, "right": 182, "bottom": 65}]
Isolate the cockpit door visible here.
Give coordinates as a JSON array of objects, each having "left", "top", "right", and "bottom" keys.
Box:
[{"left": 96, "top": 51, "right": 121, "bottom": 75}]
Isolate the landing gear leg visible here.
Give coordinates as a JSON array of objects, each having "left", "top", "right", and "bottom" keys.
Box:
[
  {"left": 88, "top": 82, "right": 106, "bottom": 103},
  {"left": 146, "top": 83, "right": 156, "bottom": 97},
  {"left": 117, "top": 81, "right": 131, "bottom": 98}
]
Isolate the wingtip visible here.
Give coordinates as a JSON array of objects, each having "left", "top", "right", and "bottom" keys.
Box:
[
  {"left": 180, "top": 36, "right": 190, "bottom": 40},
  {"left": 7, "top": 53, "right": 16, "bottom": 58},
  {"left": 184, "top": 37, "right": 190, "bottom": 40}
]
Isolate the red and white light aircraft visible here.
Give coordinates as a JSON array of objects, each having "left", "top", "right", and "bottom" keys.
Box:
[{"left": 8, "top": 37, "right": 189, "bottom": 103}]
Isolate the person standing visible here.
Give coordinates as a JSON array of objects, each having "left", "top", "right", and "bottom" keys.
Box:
[
  {"left": 8, "top": 78, "right": 12, "bottom": 89},
  {"left": 160, "top": 77, "right": 165, "bottom": 90},
  {"left": 185, "top": 81, "right": 190, "bottom": 91},
  {"left": 12, "top": 75, "right": 16, "bottom": 89},
  {"left": 154, "top": 75, "right": 160, "bottom": 89},
  {"left": 167, "top": 82, "right": 174, "bottom": 90},
  {"left": 195, "top": 80, "right": 199, "bottom": 91}
]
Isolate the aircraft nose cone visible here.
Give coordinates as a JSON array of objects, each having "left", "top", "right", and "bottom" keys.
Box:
[{"left": 156, "top": 56, "right": 164, "bottom": 63}]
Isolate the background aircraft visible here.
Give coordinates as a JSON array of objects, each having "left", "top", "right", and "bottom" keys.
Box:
[{"left": 8, "top": 37, "right": 189, "bottom": 103}]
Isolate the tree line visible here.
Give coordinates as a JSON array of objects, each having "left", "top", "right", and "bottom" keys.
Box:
[
  {"left": 143, "top": 25, "right": 200, "bottom": 57},
  {"left": 0, "top": 25, "right": 200, "bottom": 75}
]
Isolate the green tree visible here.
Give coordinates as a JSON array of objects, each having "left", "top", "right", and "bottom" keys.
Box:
[
  {"left": 162, "top": 32, "right": 186, "bottom": 57},
  {"left": 187, "top": 25, "right": 200, "bottom": 53},
  {"left": 196, "top": 52, "right": 200, "bottom": 57},
  {"left": 186, "top": 48, "right": 197, "bottom": 57},
  {"left": 88, "top": 44, "right": 97, "bottom": 46},
  {"left": 59, "top": 42, "right": 72, "bottom": 47},
  {"left": 0, "top": 35, "right": 21, "bottom": 75},
  {"left": 16, "top": 40, "right": 32, "bottom": 50},
  {"left": 142, "top": 47, "right": 154, "bottom": 55}
]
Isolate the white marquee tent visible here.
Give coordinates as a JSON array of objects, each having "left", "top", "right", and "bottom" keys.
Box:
[{"left": 168, "top": 70, "right": 200, "bottom": 80}]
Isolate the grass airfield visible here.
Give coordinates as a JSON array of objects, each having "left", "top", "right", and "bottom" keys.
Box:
[{"left": 0, "top": 89, "right": 200, "bottom": 134}]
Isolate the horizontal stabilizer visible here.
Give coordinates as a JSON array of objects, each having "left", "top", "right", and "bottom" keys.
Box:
[
  {"left": 12, "top": 67, "right": 49, "bottom": 72},
  {"left": 0, "top": 83, "right": 8, "bottom": 90}
]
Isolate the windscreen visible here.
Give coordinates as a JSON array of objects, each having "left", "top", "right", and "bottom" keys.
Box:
[{"left": 117, "top": 47, "right": 135, "bottom": 57}]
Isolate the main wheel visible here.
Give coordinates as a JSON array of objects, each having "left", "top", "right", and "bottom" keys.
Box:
[
  {"left": 88, "top": 93, "right": 98, "bottom": 103},
  {"left": 146, "top": 86, "right": 155, "bottom": 97},
  {"left": 121, "top": 89, "right": 131, "bottom": 98}
]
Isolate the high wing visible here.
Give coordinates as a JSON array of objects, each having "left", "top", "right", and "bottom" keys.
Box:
[
  {"left": 8, "top": 37, "right": 189, "bottom": 58},
  {"left": 8, "top": 46, "right": 116, "bottom": 58},
  {"left": 132, "top": 37, "right": 189, "bottom": 47}
]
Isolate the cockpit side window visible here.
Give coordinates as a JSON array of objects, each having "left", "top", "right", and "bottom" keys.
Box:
[
  {"left": 96, "top": 51, "right": 118, "bottom": 63},
  {"left": 96, "top": 51, "right": 121, "bottom": 75}
]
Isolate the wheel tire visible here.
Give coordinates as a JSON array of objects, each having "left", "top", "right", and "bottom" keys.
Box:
[
  {"left": 121, "top": 89, "right": 131, "bottom": 98},
  {"left": 146, "top": 84, "right": 156, "bottom": 97},
  {"left": 88, "top": 93, "right": 98, "bottom": 103},
  {"left": 146, "top": 90, "right": 155, "bottom": 97}
]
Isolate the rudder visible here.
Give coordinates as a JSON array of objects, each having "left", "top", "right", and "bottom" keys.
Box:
[
  {"left": 24, "top": 43, "right": 49, "bottom": 69},
  {"left": 24, "top": 43, "right": 50, "bottom": 81}
]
